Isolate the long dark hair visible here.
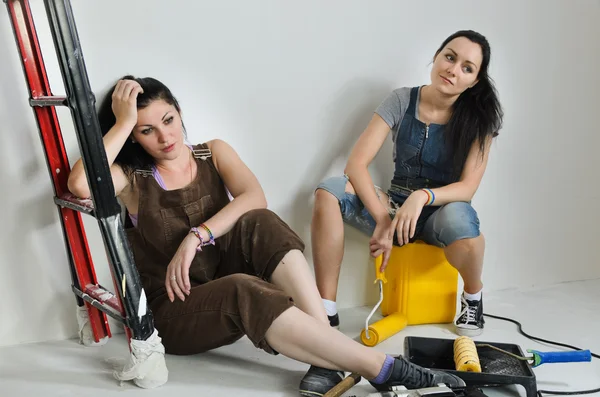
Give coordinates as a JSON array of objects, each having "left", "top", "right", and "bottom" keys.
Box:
[
  {"left": 436, "top": 30, "right": 503, "bottom": 178},
  {"left": 96, "top": 75, "right": 184, "bottom": 176}
]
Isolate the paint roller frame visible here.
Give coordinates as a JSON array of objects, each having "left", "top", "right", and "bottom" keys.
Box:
[
  {"left": 404, "top": 336, "right": 538, "bottom": 397},
  {"left": 360, "top": 254, "right": 408, "bottom": 347}
]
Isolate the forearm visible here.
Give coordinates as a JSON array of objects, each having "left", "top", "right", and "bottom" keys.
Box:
[
  {"left": 199, "top": 190, "right": 267, "bottom": 239},
  {"left": 423, "top": 181, "right": 476, "bottom": 206},
  {"left": 68, "top": 121, "right": 133, "bottom": 194},
  {"left": 344, "top": 164, "right": 389, "bottom": 222}
]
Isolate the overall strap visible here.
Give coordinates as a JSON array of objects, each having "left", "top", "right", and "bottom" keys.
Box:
[
  {"left": 191, "top": 143, "right": 212, "bottom": 161},
  {"left": 405, "top": 86, "right": 420, "bottom": 117}
]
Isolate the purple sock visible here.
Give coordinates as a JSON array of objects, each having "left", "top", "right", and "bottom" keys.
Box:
[{"left": 371, "top": 355, "right": 395, "bottom": 384}]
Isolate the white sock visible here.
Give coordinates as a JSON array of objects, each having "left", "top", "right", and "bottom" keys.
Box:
[
  {"left": 464, "top": 289, "right": 482, "bottom": 301},
  {"left": 322, "top": 299, "right": 337, "bottom": 316}
]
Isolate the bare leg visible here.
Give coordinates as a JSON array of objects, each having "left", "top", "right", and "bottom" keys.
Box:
[
  {"left": 265, "top": 306, "right": 386, "bottom": 379},
  {"left": 271, "top": 249, "right": 329, "bottom": 325},
  {"left": 444, "top": 234, "right": 485, "bottom": 294},
  {"left": 311, "top": 188, "right": 346, "bottom": 301},
  {"left": 312, "top": 182, "right": 391, "bottom": 302}
]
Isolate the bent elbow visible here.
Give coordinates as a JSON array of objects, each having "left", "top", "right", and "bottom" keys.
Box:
[
  {"left": 67, "top": 175, "right": 90, "bottom": 199},
  {"left": 257, "top": 193, "right": 268, "bottom": 209},
  {"left": 463, "top": 186, "right": 478, "bottom": 202},
  {"left": 343, "top": 163, "right": 357, "bottom": 179},
  {"left": 344, "top": 158, "right": 368, "bottom": 179}
]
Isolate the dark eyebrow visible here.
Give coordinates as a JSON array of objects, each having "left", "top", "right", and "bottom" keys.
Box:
[
  {"left": 447, "top": 47, "right": 478, "bottom": 70},
  {"left": 139, "top": 112, "right": 170, "bottom": 127}
]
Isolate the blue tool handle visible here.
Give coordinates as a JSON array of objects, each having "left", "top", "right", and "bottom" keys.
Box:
[{"left": 528, "top": 349, "right": 592, "bottom": 367}]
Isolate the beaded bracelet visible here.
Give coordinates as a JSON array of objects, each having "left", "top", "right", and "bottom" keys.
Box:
[
  {"left": 199, "top": 223, "right": 215, "bottom": 246},
  {"left": 421, "top": 188, "right": 435, "bottom": 206},
  {"left": 189, "top": 227, "right": 205, "bottom": 252},
  {"left": 190, "top": 224, "right": 216, "bottom": 251}
]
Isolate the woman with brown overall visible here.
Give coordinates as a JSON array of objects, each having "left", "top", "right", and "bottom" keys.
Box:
[{"left": 67, "top": 76, "right": 465, "bottom": 396}]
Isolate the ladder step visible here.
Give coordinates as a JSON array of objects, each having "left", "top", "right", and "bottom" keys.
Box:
[
  {"left": 55, "top": 193, "right": 95, "bottom": 216},
  {"left": 73, "top": 284, "right": 125, "bottom": 325},
  {"left": 85, "top": 284, "right": 124, "bottom": 313},
  {"left": 29, "top": 96, "right": 68, "bottom": 107}
]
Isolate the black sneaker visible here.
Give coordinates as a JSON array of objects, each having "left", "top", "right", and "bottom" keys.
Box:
[
  {"left": 299, "top": 365, "right": 345, "bottom": 396},
  {"left": 455, "top": 294, "right": 484, "bottom": 336},
  {"left": 328, "top": 313, "right": 340, "bottom": 329},
  {"left": 369, "top": 356, "right": 466, "bottom": 391}
]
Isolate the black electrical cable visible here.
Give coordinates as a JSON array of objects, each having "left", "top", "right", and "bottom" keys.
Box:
[{"left": 483, "top": 313, "right": 600, "bottom": 396}]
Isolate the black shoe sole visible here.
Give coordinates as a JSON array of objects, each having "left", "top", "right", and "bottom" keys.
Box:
[{"left": 299, "top": 390, "right": 325, "bottom": 397}]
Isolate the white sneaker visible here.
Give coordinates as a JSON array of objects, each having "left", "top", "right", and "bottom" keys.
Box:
[
  {"left": 454, "top": 294, "right": 485, "bottom": 337},
  {"left": 113, "top": 328, "right": 168, "bottom": 389},
  {"left": 76, "top": 305, "right": 109, "bottom": 347}
]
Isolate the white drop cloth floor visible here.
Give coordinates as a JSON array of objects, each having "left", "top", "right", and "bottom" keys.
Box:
[{"left": 1, "top": 279, "right": 598, "bottom": 397}]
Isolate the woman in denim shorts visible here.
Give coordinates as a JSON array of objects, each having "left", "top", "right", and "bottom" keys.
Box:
[{"left": 312, "top": 30, "right": 504, "bottom": 337}]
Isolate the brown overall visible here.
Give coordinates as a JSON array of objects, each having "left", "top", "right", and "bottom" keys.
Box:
[{"left": 125, "top": 143, "right": 304, "bottom": 355}]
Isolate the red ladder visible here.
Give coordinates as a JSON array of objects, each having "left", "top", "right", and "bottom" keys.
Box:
[{"left": 5, "top": 0, "right": 155, "bottom": 344}]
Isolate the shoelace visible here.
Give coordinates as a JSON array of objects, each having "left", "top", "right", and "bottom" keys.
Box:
[
  {"left": 397, "top": 357, "right": 434, "bottom": 385},
  {"left": 458, "top": 297, "right": 478, "bottom": 324}
]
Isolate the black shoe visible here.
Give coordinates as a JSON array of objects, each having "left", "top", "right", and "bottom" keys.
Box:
[
  {"left": 299, "top": 365, "right": 345, "bottom": 396},
  {"left": 328, "top": 313, "right": 340, "bottom": 329},
  {"left": 455, "top": 294, "right": 485, "bottom": 336},
  {"left": 369, "top": 356, "right": 466, "bottom": 391}
]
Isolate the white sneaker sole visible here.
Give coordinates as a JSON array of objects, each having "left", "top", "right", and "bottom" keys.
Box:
[{"left": 455, "top": 326, "right": 483, "bottom": 337}]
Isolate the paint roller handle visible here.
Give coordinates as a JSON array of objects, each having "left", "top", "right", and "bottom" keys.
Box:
[
  {"left": 375, "top": 254, "right": 387, "bottom": 283},
  {"left": 528, "top": 349, "right": 592, "bottom": 367}
]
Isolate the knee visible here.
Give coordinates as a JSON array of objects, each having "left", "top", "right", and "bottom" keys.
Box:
[
  {"left": 238, "top": 208, "right": 279, "bottom": 226},
  {"left": 433, "top": 202, "right": 481, "bottom": 246},
  {"left": 314, "top": 176, "right": 352, "bottom": 203},
  {"left": 237, "top": 209, "right": 304, "bottom": 249},
  {"left": 448, "top": 233, "right": 485, "bottom": 253},
  {"left": 314, "top": 187, "right": 338, "bottom": 207}
]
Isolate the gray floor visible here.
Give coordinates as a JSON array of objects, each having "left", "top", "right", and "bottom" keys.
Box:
[{"left": 1, "top": 279, "right": 599, "bottom": 396}]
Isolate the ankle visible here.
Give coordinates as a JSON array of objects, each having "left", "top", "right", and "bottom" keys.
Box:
[
  {"left": 463, "top": 280, "right": 483, "bottom": 295},
  {"left": 369, "top": 354, "right": 395, "bottom": 384},
  {"left": 360, "top": 352, "right": 387, "bottom": 380},
  {"left": 322, "top": 299, "right": 337, "bottom": 316},
  {"left": 463, "top": 288, "right": 482, "bottom": 301}
]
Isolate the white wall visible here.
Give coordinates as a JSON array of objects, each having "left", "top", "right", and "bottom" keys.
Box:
[{"left": 1, "top": 0, "right": 599, "bottom": 347}]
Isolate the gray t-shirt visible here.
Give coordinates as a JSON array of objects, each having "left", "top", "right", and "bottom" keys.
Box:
[{"left": 374, "top": 87, "right": 414, "bottom": 161}]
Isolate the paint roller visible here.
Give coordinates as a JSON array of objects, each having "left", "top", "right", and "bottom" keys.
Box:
[
  {"left": 453, "top": 335, "right": 593, "bottom": 372},
  {"left": 454, "top": 336, "right": 482, "bottom": 372},
  {"left": 360, "top": 255, "right": 408, "bottom": 347}
]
